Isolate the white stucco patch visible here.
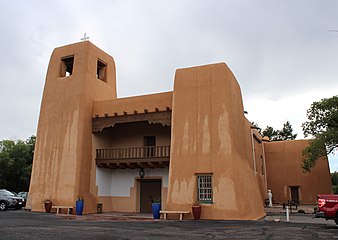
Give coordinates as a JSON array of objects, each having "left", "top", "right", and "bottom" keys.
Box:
[
  {"left": 214, "top": 176, "right": 237, "bottom": 210},
  {"left": 96, "top": 167, "right": 169, "bottom": 197},
  {"left": 170, "top": 176, "right": 195, "bottom": 204},
  {"left": 218, "top": 110, "right": 231, "bottom": 154},
  {"left": 182, "top": 120, "right": 189, "bottom": 153},
  {"left": 110, "top": 169, "right": 138, "bottom": 197},
  {"left": 202, "top": 115, "right": 210, "bottom": 154},
  {"left": 96, "top": 167, "right": 113, "bottom": 196}
]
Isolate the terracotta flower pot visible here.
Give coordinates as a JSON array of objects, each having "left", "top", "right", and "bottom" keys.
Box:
[{"left": 192, "top": 205, "right": 201, "bottom": 220}]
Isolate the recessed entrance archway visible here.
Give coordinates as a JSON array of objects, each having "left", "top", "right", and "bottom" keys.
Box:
[{"left": 140, "top": 179, "right": 161, "bottom": 213}]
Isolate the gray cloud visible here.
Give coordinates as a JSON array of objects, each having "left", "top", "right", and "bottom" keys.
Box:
[{"left": 0, "top": 0, "right": 337, "bottom": 142}]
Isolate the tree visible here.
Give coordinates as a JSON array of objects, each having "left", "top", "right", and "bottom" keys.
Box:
[
  {"left": 302, "top": 95, "right": 338, "bottom": 172},
  {"left": 275, "top": 121, "right": 297, "bottom": 141},
  {"left": 331, "top": 171, "right": 338, "bottom": 194},
  {"left": 0, "top": 136, "right": 35, "bottom": 192},
  {"left": 332, "top": 171, "right": 338, "bottom": 185},
  {"left": 261, "top": 122, "right": 297, "bottom": 141},
  {"left": 262, "top": 126, "right": 278, "bottom": 141},
  {"left": 251, "top": 122, "right": 262, "bottom": 135}
]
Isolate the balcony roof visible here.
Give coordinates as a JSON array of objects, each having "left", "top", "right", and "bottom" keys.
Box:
[
  {"left": 96, "top": 158, "right": 169, "bottom": 169},
  {"left": 92, "top": 110, "right": 171, "bottom": 132}
]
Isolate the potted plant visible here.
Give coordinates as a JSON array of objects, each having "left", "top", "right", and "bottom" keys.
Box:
[
  {"left": 192, "top": 202, "right": 201, "bottom": 220},
  {"left": 76, "top": 196, "right": 84, "bottom": 215},
  {"left": 44, "top": 199, "right": 52, "bottom": 213},
  {"left": 151, "top": 199, "right": 161, "bottom": 219}
]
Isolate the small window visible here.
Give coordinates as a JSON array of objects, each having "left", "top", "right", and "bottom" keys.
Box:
[
  {"left": 60, "top": 56, "right": 74, "bottom": 77},
  {"left": 143, "top": 136, "right": 156, "bottom": 157},
  {"left": 197, "top": 174, "right": 213, "bottom": 203},
  {"left": 97, "top": 59, "right": 107, "bottom": 82}
]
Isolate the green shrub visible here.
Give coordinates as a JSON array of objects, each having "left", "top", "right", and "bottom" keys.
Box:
[{"left": 332, "top": 185, "right": 338, "bottom": 194}]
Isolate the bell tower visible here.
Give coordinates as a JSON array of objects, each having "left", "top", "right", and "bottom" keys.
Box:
[{"left": 29, "top": 41, "right": 117, "bottom": 212}]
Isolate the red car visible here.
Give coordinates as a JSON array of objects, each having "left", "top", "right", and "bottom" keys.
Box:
[{"left": 315, "top": 194, "right": 338, "bottom": 225}]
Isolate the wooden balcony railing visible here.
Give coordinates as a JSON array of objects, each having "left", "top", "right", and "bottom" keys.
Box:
[{"left": 96, "top": 145, "right": 170, "bottom": 160}]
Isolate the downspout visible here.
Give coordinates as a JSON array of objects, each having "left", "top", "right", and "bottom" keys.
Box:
[
  {"left": 250, "top": 129, "right": 257, "bottom": 176},
  {"left": 262, "top": 142, "right": 268, "bottom": 192}
]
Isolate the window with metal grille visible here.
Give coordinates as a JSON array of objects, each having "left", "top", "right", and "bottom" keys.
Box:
[{"left": 197, "top": 174, "right": 212, "bottom": 203}]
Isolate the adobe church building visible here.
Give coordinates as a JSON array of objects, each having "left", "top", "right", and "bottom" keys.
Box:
[{"left": 28, "top": 41, "right": 332, "bottom": 220}]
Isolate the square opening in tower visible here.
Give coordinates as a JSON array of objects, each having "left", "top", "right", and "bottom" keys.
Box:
[
  {"left": 97, "top": 59, "right": 107, "bottom": 82},
  {"left": 60, "top": 55, "right": 74, "bottom": 77}
]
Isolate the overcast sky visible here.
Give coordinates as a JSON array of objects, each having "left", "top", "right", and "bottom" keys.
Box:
[{"left": 0, "top": 0, "right": 337, "bottom": 170}]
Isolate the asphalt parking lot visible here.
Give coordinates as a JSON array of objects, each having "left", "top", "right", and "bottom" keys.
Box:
[{"left": 0, "top": 210, "right": 337, "bottom": 240}]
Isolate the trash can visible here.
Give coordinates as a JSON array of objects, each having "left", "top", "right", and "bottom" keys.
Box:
[{"left": 97, "top": 203, "right": 102, "bottom": 213}]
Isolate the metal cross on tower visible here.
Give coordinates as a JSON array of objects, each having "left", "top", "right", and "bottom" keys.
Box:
[{"left": 81, "top": 33, "right": 89, "bottom": 41}]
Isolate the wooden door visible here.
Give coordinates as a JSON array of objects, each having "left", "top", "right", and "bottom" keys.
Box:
[
  {"left": 140, "top": 179, "right": 161, "bottom": 213},
  {"left": 290, "top": 186, "right": 300, "bottom": 204}
]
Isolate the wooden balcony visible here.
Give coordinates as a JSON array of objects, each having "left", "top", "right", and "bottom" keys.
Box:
[{"left": 96, "top": 146, "right": 170, "bottom": 169}]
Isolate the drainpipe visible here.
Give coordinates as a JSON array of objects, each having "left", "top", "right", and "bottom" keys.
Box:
[
  {"left": 262, "top": 143, "right": 267, "bottom": 191},
  {"left": 250, "top": 130, "right": 257, "bottom": 176}
]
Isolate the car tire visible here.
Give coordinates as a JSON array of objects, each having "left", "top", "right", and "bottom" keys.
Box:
[
  {"left": 0, "top": 201, "right": 7, "bottom": 211},
  {"left": 335, "top": 219, "right": 338, "bottom": 226}
]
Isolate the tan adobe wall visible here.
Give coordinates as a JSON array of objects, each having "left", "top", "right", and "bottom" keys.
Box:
[
  {"left": 166, "top": 63, "right": 265, "bottom": 220},
  {"left": 32, "top": 40, "right": 331, "bottom": 219},
  {"left": 243, "top": 120, "right": 268, "bottom": 203},
  {"left": 28, "top": 41, "right": 116, "bottom": 213},
  {"left": 264, "top": 140, "right": 332, "bottom": 204},
  {"left": 251, "top": 128, "right": 268, "bottom": 202}
]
